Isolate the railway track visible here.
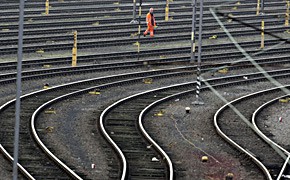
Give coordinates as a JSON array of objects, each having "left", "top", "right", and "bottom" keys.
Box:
[
  {"left": 214, "top": 86, "right": 290, "bottom": 179},
  {"left": 98, "top": 68, "right": 290, "bottom": 179},
  {"left": 253, "top": 95, "right": 290, "bottom": 179},
  {"left": 29, "top": 68, "right": 290, "bottom": 179},
  {"left": 1, "top": 0, "right": 290, "bottom": 179},
  {"left": 0, "top": 67, "right": 194, "bottom": 179},
  {"left": 0, "top": 20, "right": 287, "bottom": 47},
  {"left": 0, "top": 4, "right": 286, "bottom": 27},
  {"left": 1, "top": 61, "right": 290, "bottom": 178}
]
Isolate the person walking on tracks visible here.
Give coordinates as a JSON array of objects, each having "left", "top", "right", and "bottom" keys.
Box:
[{"left": 144, "top": 8, "right": 157, "bottom": 37}]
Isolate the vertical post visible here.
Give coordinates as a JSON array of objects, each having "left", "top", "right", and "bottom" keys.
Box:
[
  {"left": 137, "top": 0, "right": 142, "bottom": 60},
  {"left": 130, "top": 0, "right": 138, "bottom": 23},
  {"left": 13, "top": 0, "right": 25, "bottom": 179},
  {"left": 190, "top": 0, "right": 197, "bottom": 63},
  {"left": 72, "top": 31, "right": 77, "bottom": 67},
  {"left": 260, "top": 0, "right": 264, "bottom": 13},
  {"left": 286, "top": 0, "right": 289, "bottom": 26},
  {"left": 193, "top": 0, "right": 204, "bottom": 105},
  {"left": 256, "top": 0, "right": 260, "bottom": 15},
  {"left": 165, "top": 0, "right": 169, "bottom": 21},
  {"left": 45, "top": 0, "right": 49, "bottom": 15},
  {"left": 260, "top": 19, "right": 264, "bottom": 49}
]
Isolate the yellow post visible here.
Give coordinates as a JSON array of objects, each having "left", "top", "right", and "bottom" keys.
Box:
[
  {"left": 165, "top": 0, "right": 169, "bottom": 21},
  {"left": 256, "top": 0, "right": 260, "bottom": 15},
  {"left": 261, "top": 19, "right": 264, "bottom": 49},
  {"left": 72, "top": 31, "right": 77, "bottom": 67},
  {"left": 45, "top": 0, "right": 49, "bottom": 15},
  {"left": 285, "top": 0, "right": 289, "bottom": 26}
]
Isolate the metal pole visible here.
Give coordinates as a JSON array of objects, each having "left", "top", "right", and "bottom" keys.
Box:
[
  {"left": 193, "top": 0, "right": 204, "bottom": 105},
  {"left": 286, "top": 0, "right": 289, "bottom": 26},
  {"left": 165, "top": 0, "right": 169, "bottom": 21},
  {"left": 256, "top": 0, "right": 260, "bottom": 15},
  {"left": 190, "top": 0, "right": 197, "bottom": 63},
  {"left": 13, "top": 0, "right": 25, "bottom": 179},
  {"left": 130, "top": 0, "right": 138, "bottom": 23},
  {"left": 137, "top": 0, "right": 142, "bottom": 60},
  {"left": 260, "top": 0, "right": 264, "bottom": 13},
  {"left": 45, "top": 0, "right": 49, "bottom": 15}
]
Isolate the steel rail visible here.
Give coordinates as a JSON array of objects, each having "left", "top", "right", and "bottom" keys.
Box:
[
  {"left": 213, "top": 85, "right": 290, "bottom": 179},
  {"left": 0, "top": 70, "right": 194, "bottom": 179},
  {"left": 1, "top": 63, "right": 289, "bottom": 178},
  {"left": 1, "top": 36, "right": 290, "bottom": 71},
  {"left": 0, "top": 33, "right": 288, "bottom": 55},
  {"left": 99, "top": 70, "right": 290, "bottom": 179},
  {"left": 0, "top": 0, "right": 269, "bottom": 16},
  {"left": 0, "top": 15, "right": 283, "bottom": 38},
  {"left": 0, "top": 22, "right": 288, "bottom": 47},
  {"left": 0, "top": 2, "right": 285, "bottom": 23},
  {"left": 0, "top": 41, "right": 287, "bottom": 71},
  {"left": 3, "top": 53, "right": 290, "bottom": 87},
  {"left": 252, "top": 95, "right": 290, "bottom": 155},
  {"left": 0, "top": 144, "right": 35, "bottom": 180},
  {"left": 0, "top": 10, "right": 284, "bottom": 32}
]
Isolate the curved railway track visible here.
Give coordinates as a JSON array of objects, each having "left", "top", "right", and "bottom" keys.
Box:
[
  {"left": 252, "top": 95, "right": 290, "bottom": 179},
  {"left": 0, "top": 68, "right": 193, "bottom": 179},
  {"left": 1, "top": 0, "right": 290, "bottom": 179},
  {"left": 214, "top": 86, "right": 290, "bottom": 179},
  {"left": 18, "top": 68, "right": 290, "bottom": 179}
]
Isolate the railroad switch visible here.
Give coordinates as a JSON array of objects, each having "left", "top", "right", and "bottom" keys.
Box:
[
  {"left": 89, "top": 89, "right": 101, "bottom": 95},
  {"left": 45, "top": 126, "right": 54, "bottom": 133},
  {"left": 2, "top": 29, "right": 9, "bottom": 32},
  {"left": 225, "top": 173, "right": 234, "bottom": 180},
  {"left": 113, "top": 2, "right": 119, "bottom": 5},
  {"left": 43, "top": 83, "right": 50, "bottom": 89},
  {"left": 201, "top": 156, "right": 208, "bottom": 162},
  {"left": 143, "top": 78, "right": 153, "bottom": 84},
  {"left": 45, "top": 107, "right": 56, "bottom": 114},
  {"left": 154, "top": 109, "right": 164, "bottom": 116},
  {"left": 218, "top": 68, "right": 228, "bottom": 74},
  {"left": 43, "top": 64, "right": 51, "bottom": 68},
  {"left": 209, "top": 35, "right": 218, "bottom": 39},
  {"left": 36, "top": 48, "right": 44, "bottom": 54},
  {"left": 114, "top": 8, "right": 121, "bottom": 12},
  {"left": 279, "top": 98, "right": 289, "bottom": 103}
]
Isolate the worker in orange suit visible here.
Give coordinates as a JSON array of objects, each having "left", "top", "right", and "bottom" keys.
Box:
[{"left": 144, "top": 8, "right": 157, "bottom": 37}]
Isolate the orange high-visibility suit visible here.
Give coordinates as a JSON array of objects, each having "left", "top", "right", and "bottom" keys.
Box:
[{"left": 144, "top": 12, "right": 156, "bottom": 37}]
